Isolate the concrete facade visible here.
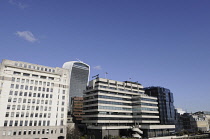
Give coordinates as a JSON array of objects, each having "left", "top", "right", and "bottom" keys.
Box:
[{"left": 0, "top": 59, "right": 69, "bottom": 139}]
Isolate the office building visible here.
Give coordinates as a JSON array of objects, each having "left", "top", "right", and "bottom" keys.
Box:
[
  {"left": 82, "top": 78, "right": 175, "bottom": 138},
  {"left": 62, "top": 61, "right": 89, "bottom": 113},
  {"left": 71, "top": 97, "right": 84, "bottom": 123},
  {"left": 145, "top": 87, "right": 176, "bottom": 125},
  {"left": 0, "top": 59, "right": 69, "bottom": 139}
]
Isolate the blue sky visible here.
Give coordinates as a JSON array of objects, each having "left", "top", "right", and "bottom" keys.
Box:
[{"left": 1, "top": 0, "right": 210, "bottom": 112}]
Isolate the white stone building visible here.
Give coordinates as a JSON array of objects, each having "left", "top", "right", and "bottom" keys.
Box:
[{"left": 0, "top": 59, "right": 69, "bottom": 139}]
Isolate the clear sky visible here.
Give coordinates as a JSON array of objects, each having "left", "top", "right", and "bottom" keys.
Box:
[{"left": 1, "top": 0, "right": 210, "bottom": 112}]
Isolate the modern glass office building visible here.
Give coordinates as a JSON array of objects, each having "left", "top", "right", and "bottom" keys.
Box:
[
  {"left": 62, "top": 61, "right": 90, "bottom": 112},
  {"left": 145, "top": 87, "right": 176, "bottom": 125}
]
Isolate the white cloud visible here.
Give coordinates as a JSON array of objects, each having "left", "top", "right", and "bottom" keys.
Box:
[
  {"left": 9, "top": 0, "right": 28, "bottom": 9},
  {"left": 16, "top": 31, "right": 38, "bottom": 42},
  {"left": 93, "top": 65, "right": 102, "bottom": 70}
]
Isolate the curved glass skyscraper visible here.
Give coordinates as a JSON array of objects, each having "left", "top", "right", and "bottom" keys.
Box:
[{"left": 62, "top": 61, "right": 90, "bottom": 112}]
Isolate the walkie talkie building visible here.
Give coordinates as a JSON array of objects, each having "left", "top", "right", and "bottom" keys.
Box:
[{"left": 62, "top": 61, "right": 90, "bottom": 112}]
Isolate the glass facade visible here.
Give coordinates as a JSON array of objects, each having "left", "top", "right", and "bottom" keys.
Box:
[
  {"left": 63, "top": 61, "right": 90, "bottom": 112},
  {"left": 145, "top": 87, "right": 175, "bottom": 125}
]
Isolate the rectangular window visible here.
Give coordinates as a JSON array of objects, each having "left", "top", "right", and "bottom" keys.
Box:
[
  {"left": 10, "top": 84, "right": 14, "bottom": 88},
  {"left": 9, "top": 120, "right": 13, "bottom": 126},
  {"left": 14, "top": 120, "right": 18, "bottom": 126},
  {"left": 20, "top": 121, "right": 23, "bottom": 126},
  {"left": 14, "top": 91, "right": 18, "bottom": 96},
  {"left": 14, "top": 71, "right": 21, "bottom": 75},
  {"left": 23, "top": 73, "right": 30, "bottom": 76},
  {"left": 19, "top": 130, "right": 22, "bottom": 135},
  {"left": 24, "top": 121, "right": 28, "bottom": 126},
  {"left": 21, "top": 79, "right": 25, "bottom": 83},
  {"left": 40, "top": 76, "right": 46, "bottom": 79},
  {"left": 20, "top": 85, "right": 24, "bottom": 89},
  {"left": 4, "top": 121, "right": 8, "bottom": 126},
  {"left": 5, "top": 112, "right": 9, "bottom": 117},
  {"left": 15, "top": 84, "right": 19, "bottom": 89}
]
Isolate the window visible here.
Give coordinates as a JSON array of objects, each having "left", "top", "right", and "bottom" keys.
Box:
[
  {"left": 12, "top": 105, "right": 16, "bottom": 110},
  {"left": 9, "top": 90, "right": 13, "bottom": 95},
  {"left": 25, "top": 120, "right": 28, "bottom": 126},
  {"left": 17, "top": 105, "right": 21, "bottom": 110},
  {"left": 8, "top": 97, "right": 12, "bottom": 102},
  {"left": 25, "top": 85, "right": 28, "bottom": 90},
  {"left": 40, "top": 76, "right": 46, "bottom": 79},
  {"left": 29, "top": 92, "right": 32, "bottom": 97},
  {"left": 14, "top": 91, "right": 18, "bottom": 96},
  {"left": 5, "top": 112, "right": 9, "bottom": 117},
  {"left": 23, "top": 73, "right": 30, "bottom": 76},
  {"left": 18, "top": 130, "right": 22, "bottom": 135},
  {"left": 15, "top": 120, "right": 18, "bottom": 126},
  {"left": 14, "top": 71, "right": 21, "bottom": 75},
  {"left": 11, "top": 112, "right": 14, "bottom": 117},
  {"left": 22, "top": 105, "right": 25, "bottom": 110},
  {"left": 10, "top": 84, "right": 14, "bottom": 88},
  {"left": 20, "top": 121, "right": 23, "bottom": 126},
  {"left": 30, "top": 86, "right": 33, "bottom": 90},
  {"left": 23, "top": 130, "right": 27, "bottom": 135},
  {"left": 15, "top": 84, "right": 19, "bottom": 89},
  {"left": 13, "top": 98, "right": 17, "bottom": 103},
  {"left": 9, "top": 120, "right": 13, "bottom": 126},
  {"left": 20, "top": 85, "right": 24, "bottom": 89},
  {"left": 21, "top": 112, "right": 24, "bottom": 117},
  {"left": 43, "top": 121, "right": 46, "bottom": 126},
  {"left": 34, "top": 121, "right": 37, "bottom": 126},
  {"left": 21, "top": 79, "right": 25, "bottom": 83},
  {"left": 12, "top": 77, "right": 15, "bottom": 82},
  {"left": 39, "top": 121, "right": 41, "bottom": 126},
  {"left": 19, "top": 91, "right": 23, "bottom": 96},
  {"left": 49, "top": 77, "right": 54, "bottom": 80},
  {"left": 24, "top": 92, "right": 27, "bottom": 96},
  {"left": 16, "top": 78, "right": 20, "bottom": 82},
  {"left": 60, "top": 128, "right": 63, "bottom": 133},
  {"left": 42, "top": 129, "right": 45, "bottom": 134},
  {"left": 16, "top": 112, "right": 19, "bottom": 117},
  {"left": 7, "top": 105, "right": 11, "bottom": 110},
  {"left": 26, "top": 112, "right": 29, "bottom": 117},
  {"left": 32, "top": 74, "right": 38, "bottom": 78},
  {"left": 4, "top": 121, "right": 8, "bottom": 126},
  {"left": 29, "top": 121, "right": 33, "bottom": 126}
]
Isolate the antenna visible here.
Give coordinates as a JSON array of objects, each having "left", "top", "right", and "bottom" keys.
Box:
[{"left": 76, "top": 58, "right": 84, "bottom": 63}]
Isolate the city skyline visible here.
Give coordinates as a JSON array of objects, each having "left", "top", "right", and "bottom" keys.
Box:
[{"left": 1, "top": 0, "right": 210, "bottom": 112}]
